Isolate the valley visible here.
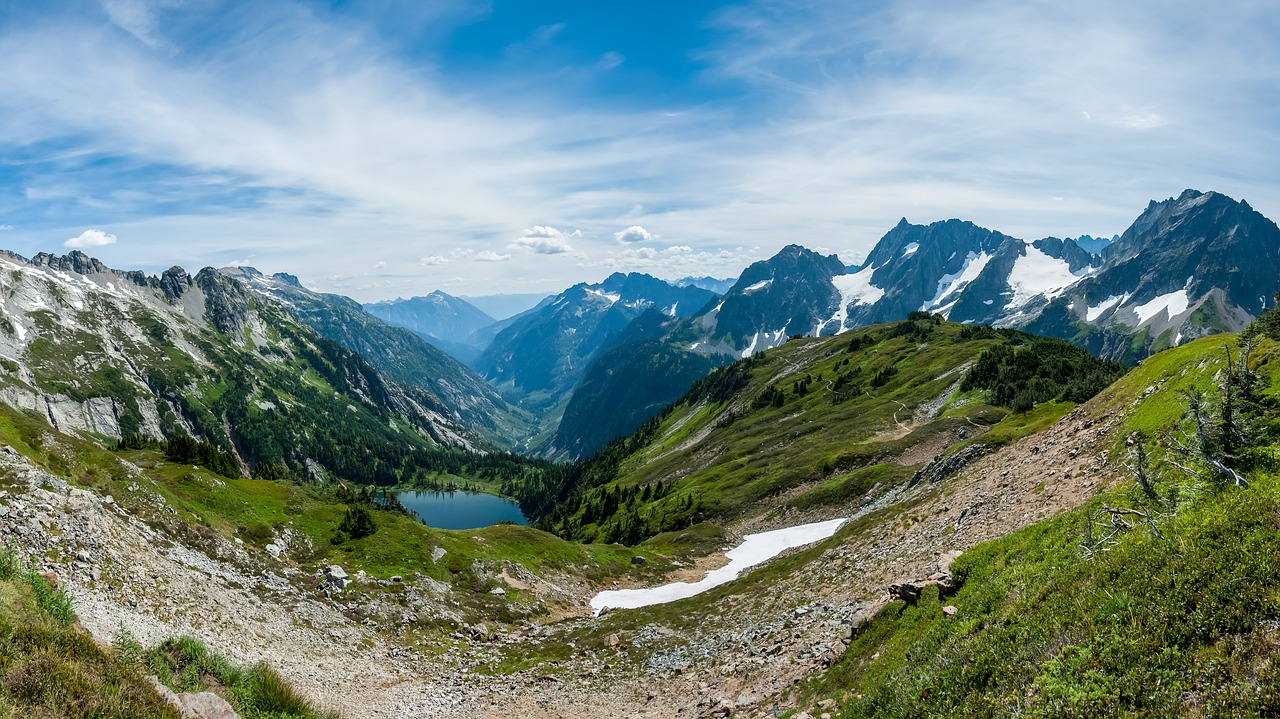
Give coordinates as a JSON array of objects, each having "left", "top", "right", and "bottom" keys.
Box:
[{"left": 2, "top": 190, "right": 1280, "bottom": 718}]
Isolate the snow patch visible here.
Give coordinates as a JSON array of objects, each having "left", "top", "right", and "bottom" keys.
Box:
[
  {"left": 900, "top": 242, "right": 919, "bottom": 258},
  {"left": 742, "top": 331, "right": 761, "bottom": 357},
  {"left": 1131, "top": 290, "right": 1190, "bottom": 324},
  {"left": 743, "top": 278, "right": 773, "bottom": 293},
  {"left": 923, "top": 252, "right": 992, "bottom": 314},
  {"left": 590, "top": 517, "right": 848, "bottom": 613},
  {"left": 1006, "top": 246, "right": 1081, "bottom": 308},
  {"left": 1085, "top": 294, "right": 1129, "bottom": 322},
  {"left": 585, "top": 288, "right": 621, "bottom": 305},
  {"left": 828, "top": 266, "right": 884, "bottom": 331}
]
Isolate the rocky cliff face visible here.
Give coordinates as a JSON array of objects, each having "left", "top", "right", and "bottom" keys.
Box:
[
  {"left": 687, "top": 189, "right": 1278, "bottom": 362},
  {"left": 0, "top": 251, "right": 477, "bottom": 454},
  {"left": 224, "top": 267, "right": 535, "bottom": 450}
]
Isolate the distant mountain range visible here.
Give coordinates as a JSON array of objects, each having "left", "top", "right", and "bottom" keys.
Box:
[
  {"left": 363, "top": 291, "right": 497, "bottom": 365},
  {"left": 549, "top": 189, "right": 1280, "bottom": 457},
  {"left": 475, "top": 273, "right": 720, "bottom": 438},
  {"left": 8, "top": 189, "right": 1267, "bottom": 461}
]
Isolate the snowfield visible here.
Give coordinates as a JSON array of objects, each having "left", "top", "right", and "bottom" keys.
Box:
[
  {"left": 1006, "top": 245, "right": 1086, "bottom": 308},
  {"left": 1131, "top": 289, "right": 1190, "bottom": 323},
  {"left": 590, "top": 517, "right": 848, "bottom": 612}
]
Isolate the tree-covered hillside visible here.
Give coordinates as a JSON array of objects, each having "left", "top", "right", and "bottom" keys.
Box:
[{"left": 514, "top": 316, "right": 1125, "bottom": 546}]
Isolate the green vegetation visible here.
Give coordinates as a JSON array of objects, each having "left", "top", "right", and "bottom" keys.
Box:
[
  {"left": 961, "top": 334, "right": 1126, "bottom": 412},
  {"left": 800, "top": 320, "right": 1280, "bottom": 718},
  {"left": 127, "top": 634, "right": 340, "bottom": 719},
  {"left": 527, "top": 320, "right": 1121, "bottom": 546},
  {"left": 0, "top": 548, "right": 178, "bottom": 717}
]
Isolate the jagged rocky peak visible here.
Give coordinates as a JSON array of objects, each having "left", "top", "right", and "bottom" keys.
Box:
[
  {"left": 194, "top": 268, "right": 250, "bottom": 335},
  {"left": 273, "top": 272, "right": 303, "bottom": 288},
  {"left": 30, "top": 249, "right": 111, "bottom": 276},
  {"left": 158, "top": 266, "right": 192, "bottom": 303}
]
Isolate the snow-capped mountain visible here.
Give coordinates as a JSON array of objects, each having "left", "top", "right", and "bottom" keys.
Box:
[
  {"left": 685, "top": 189, "right": 1276, "bottom": 362},
  {"left": 476, "top": 272, "right": 719, "bottom": 409},
  {"left": 1025, "top": 189, "right": 1280, "bottom": 359}
]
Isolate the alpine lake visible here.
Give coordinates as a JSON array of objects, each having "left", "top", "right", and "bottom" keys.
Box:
[{"left": 395, "top": 490, "right": 529, "bottom": 530}]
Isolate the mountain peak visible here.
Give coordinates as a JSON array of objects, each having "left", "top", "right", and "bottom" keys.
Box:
[{"left": 272, "top": 272, "right": 303, "bottom": 288}]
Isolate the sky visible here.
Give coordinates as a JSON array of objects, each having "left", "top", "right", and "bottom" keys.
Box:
[{"left": 0, "top": 0, "right": 1277, "bottom": 301}]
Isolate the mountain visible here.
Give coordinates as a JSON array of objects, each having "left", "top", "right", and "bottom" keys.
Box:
[
  {"left": 363, "top": 290, "right": 496, "bottom": 364},
  {"left": 679, "top": 189, "right": 1278, "bottom": 364},
  {"left": 1024, "top": 190, "right": 1280, "bottom": 360},
  {"left": 475, "top": 272, "right": 719, "bottom": 413},
  {"left": 224, "top": 269, "right": 534, "bottom": 449},
  {"left": 673, "top": 276, "right": 738, "bottom": 294},
  {"left": 547, "top": 190, "right": 1279, "bottom": 457},
  {"left": 549, "top": 308, "right": 729, "bottom": 459},
  {"left": 0, "top": 250, "right": 492, "bottom": 485},
  {"left": 1068, "top": 233, "right": 1117, "bottom": 255},
  {"left": 520, "top": 317, "right": 1123, "bottom": 544}
]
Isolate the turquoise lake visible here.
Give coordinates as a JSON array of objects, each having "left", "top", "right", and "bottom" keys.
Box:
[{"left": 395, "top": 491, "right": 529, "bottom": 530}]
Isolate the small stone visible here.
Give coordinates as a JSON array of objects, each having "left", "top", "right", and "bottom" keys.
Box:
[
  {"left": 606, "top": 633, "right": 619, "bottom": 647},
  {"left": 630, "top": 555, "right": 647, "bottom": 565},
  {"left": 490, "top": 587, "right": 506, "bottom": 596},
  {"left": 942, "top": 605, "right": 958, "bottom": 617}
]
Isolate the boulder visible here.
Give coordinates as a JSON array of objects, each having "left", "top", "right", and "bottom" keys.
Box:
[
  {"left": 148, "top": 676, "right": 241, "bottom": 719},
  {"left": 889, "top": 581, "right": 922, "bottom": 605}
]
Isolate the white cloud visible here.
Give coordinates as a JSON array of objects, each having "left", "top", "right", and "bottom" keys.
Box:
[
  {"left": 667, "top": 245, "right": 692, "bottom": 253},
  {"left": 509, "top": 225, "right": 578, "bottom": 254},
  {"left": 64, "top": 229, "right": 118, "bottom": 249},
  {"left": 474, "top": 251, "right": 510, "bottom": 262},
  {"left": 598, "top": 52, "right": 625, "bottom": 71},
  {"left": 374, "top": 260, "right": 386, "bottom": 269},
  {"left": 101, "top": 0, "right": 181, "bottom": 49},
  {"left": 0, "top": 0, "right": 1276, "bottom": 301},
  {"left": 623, "top": 247, "right": 658, "bottom": 259},
  {"left": 614, "top": 225, "right": 653, "bottom": 244},
  {"left": 419, "top": 255, "right": 449, "bottom": 266},
  {"left": 0, "top": 225, "right": 12, "bottom": 231}
]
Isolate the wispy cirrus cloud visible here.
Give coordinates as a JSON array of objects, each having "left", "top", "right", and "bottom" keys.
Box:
[{"left": 0, "top": 1, "right": 1273, "bottom": 300}]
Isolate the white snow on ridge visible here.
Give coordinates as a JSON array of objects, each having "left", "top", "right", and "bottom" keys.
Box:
[
  {"left": 1131, "top": 290, "right": 1190, "bottom": 324},
  {"left": 589, "top": 517, "right": 848, "bottom": 613},
  {"left": 743, "top": 278, "right": 773, "bottom": 293},
  {"left": 743, "top": 331, "right": 761, "bottom": 357},
  {"left": 1085, "top": 294, "right": 1129, "bottom": 322},
  {"left": 923, "top": 252, "right": 991, "bottom": 314},
  {"left": 585, "top": 288, "right": 622, "bottom": 305},
  {"left": 828, "top": 265, "right": 884, "bottom": 331},
  {"left": 901, "top": 242, "right": 919, "bottom": 258},
  {"left": 1006, "top": 246, "right": 1084, "bottom": 308}
]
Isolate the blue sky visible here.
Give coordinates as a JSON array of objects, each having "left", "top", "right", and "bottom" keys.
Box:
[{"left": 0, "top": 0, "right": 1277, "bottom": 300}]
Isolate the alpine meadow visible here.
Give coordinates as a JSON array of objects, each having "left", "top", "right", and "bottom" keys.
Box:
[{"left": 0, "top": 2, "right": 1279, "bottom": 718}]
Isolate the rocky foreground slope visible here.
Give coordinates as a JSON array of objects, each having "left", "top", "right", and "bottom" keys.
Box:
[{"left": 6, "top": 330, "right": 1227, "bottom": 718}]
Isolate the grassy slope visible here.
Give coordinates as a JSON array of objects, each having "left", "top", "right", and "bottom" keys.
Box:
[
  {"left": 551, "top": 321, "right": 1088, "bottom": 543},
  {"left": 0, "top": 548, "right": 338, "bottom": 719},
  {"left": 0, "top": 403, "right": 659, "bottom": 622},
  {"left": 795, "top": 334, "right": 1280, "bottom": 718}
]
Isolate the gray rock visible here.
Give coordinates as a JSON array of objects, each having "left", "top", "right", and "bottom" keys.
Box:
[
  {"left": 148, "top": 676, "right": 242, "bottom": 719},
  {"left": 489, "top": 587, "right": 506, "bottom": 596}
]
